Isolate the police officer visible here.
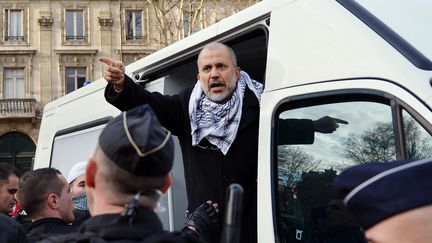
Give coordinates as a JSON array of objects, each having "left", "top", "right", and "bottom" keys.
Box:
[
  {"left": 42, "top": 104, "right": 217, "bottom": 242},
  {"left": 334, "top": 158, "right": 432, "bottom": 243}
]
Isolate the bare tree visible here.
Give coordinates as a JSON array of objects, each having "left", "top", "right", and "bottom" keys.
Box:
[
  {"left": 277, "top": 145, "right": 321, "bottom": 189},
  {"left": 144, "top": 0, "right": 206, "bottom": 47},
  {"left": 403, "top": 116, "right": 432, "bottom": 159},
  {"left": 341, "top": 118, "right": 432, "bottom": 164}
]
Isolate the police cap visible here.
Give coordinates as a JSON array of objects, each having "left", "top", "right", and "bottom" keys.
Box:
[
  {"left": 99, "top": 104, "right": 174, "bottom": 177},
  {"left": 334, "top": 158, "right": 432, "bottom": 230}
]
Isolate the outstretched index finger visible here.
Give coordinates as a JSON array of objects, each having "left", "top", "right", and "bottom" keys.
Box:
[
  {"left": 99, "top": 56, "right": 114, "bottom": 66},
  {"left": 334, "top": 118, "right": 349, "bottom": 125}
]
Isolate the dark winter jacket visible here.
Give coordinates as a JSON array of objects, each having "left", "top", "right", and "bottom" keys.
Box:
[
  {"left": 40, "top": 208, "right": 202, "bottom": 243},
  {"left": 27, "top": 217, "right": 77, "bottom": 241},
  {"left": 0, "top": 213, "right": 29, "bottom": 243}
]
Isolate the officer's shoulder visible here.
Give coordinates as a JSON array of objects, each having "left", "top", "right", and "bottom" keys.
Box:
[
  {"left": 38, "top": 232, "right": 105, "bottom": 243},
  {"left": 140, "top": 231, "right": 202, "bottom": 243}
]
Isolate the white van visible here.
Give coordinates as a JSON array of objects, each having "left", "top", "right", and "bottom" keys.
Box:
[{"left": 34, "top": 0, "right": 432, "bottom": 242}]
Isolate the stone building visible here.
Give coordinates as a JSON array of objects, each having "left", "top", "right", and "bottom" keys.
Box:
[{"left": 0, "top": 0, "right": 257, "bottom": 172}]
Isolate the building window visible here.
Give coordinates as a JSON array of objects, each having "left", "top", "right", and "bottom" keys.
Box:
[
  {"left": 3, "top": 68, "right": 24, "bottom": 98},
  {"left": 125, "top": 10, "right": 143, "bottom": 40},
  {"left": 66, "top": 10, "right": 84, "bottom": 41},
  {"left": 5, "top": 9, "right": 23, "bottom": 41},
  {"left": 65, "top": 67, "right": 86, "bottom": 94}
]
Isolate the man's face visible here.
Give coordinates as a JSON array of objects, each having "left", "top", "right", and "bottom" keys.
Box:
[
  {"left": 69, "top": 174, "right": 86, "bottom": 199},
  {"left": 0, "top": 175, "right": 18, "bottom": 214},
  {"left": 57, "top": 175, "right": 75, "bottom": 223},
  {"left": 197, "top": 46, "right": 240, "bottom": 103}
]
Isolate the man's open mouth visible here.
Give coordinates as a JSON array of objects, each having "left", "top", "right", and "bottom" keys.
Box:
[{"left": 210, "top": 81, "right": 224, "bottom": 89}]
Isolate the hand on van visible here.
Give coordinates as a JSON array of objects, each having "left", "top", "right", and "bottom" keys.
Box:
[
  {"left": 99, "top": 56, "right": 126, "bottom": 93},
  {"left": 313, "top": 116, "right": 348, "bottom": 133}
]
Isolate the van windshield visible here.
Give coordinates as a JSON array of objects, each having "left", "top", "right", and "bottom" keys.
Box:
[{"left": 357, "top": 0, "right": 432, "bottom": 60}]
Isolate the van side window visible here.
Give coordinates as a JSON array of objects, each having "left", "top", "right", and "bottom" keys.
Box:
[
  {"left": 402, "top": 109, "right": 432, "bottom": 159},
  {"left": 274, "top": 94, "right": 431, "bottom": 242}
]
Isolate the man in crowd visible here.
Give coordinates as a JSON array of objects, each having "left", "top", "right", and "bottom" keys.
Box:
[
  {"left": 42, "top": 104, "right": 217, "bottom": 242},
  {"left": 0, "top": 162, "right": 20, "bottom": 215},
  {"left": 0, "top": 163, "right": 28, "bottom": 242},
  {"left": 100, "top": 42, "right": 347, "bottom": 243},
  {"left": 17, "top": 168, "right": 76, "bottom": 241},
  {"left": 67, "top": 161, "right": 90, "bottom": 225},
  {"left": 0, "top": 213, "right": 29, "bottom": 242},
  {"left": 334, "top": 158, "right": 432, "bottom": 243}
]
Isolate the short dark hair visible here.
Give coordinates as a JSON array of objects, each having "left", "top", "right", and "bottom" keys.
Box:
[
  {"left": 98, "top": 147, "right": 166, "bottom": 195},
  {"left": 0, "top": 163, "right": 20, "bottom": 184},
  {"left": 18, "top": 168, "right": 63, "bottom": 217}
]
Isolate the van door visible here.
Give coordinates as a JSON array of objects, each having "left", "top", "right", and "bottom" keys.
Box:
[{"left": 258, "top": 79, "right": 432, "bottom": 242}]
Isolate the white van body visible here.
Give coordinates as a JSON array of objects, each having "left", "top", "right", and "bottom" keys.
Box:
[{"left": 34, "top": 0, "right": 432, "bottom": 242}]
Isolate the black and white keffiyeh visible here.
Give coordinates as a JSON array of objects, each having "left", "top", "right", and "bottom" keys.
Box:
[{"left": 189, "top": 71, "right": 263, "bottom": 155}]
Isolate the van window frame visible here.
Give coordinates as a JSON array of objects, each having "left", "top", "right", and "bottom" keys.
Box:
[{"left": 270, "top": 88, "right": 432, "bottom": 242}]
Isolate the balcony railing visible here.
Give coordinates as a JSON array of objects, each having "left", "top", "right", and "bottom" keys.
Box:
[
  {"left": 5, "top": 36, "right": 24, "bottom": 41},
  {"left": 66, "top": 35, "right": 85, "bottom": 40},
  {"left": 0, "top": 99, "right": 36, "bottom": 118}
]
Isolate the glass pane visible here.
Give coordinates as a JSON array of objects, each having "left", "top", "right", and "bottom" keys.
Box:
[
  {"left": 276, "top": 100, "right": 394, "bottom": 242},
  {"left": 77, "top": 77, "right": 86, "bottom": 89},
  {"left": 126, "top": 11, "right": 133, "bottom": 39},
  {"left": 65, "top": 67, "right": 74, "bottom": 76},
  {"left": 3, "top": 69, "right": 24, "bottom": 98},
  {"left": 9, "top": 10, "right": 22, "bottom": 38},
  {"left": 76, "top": 11, "right": 84, "bottom": 38},
  {"left": 66, "top": 11, "right": 74, "bottom": 38},
  {"left": 135, "top": 11, "right": 142, "bottom": 38},
  {"left": 402, "top": 110, "right": 432, "bottom": 159},
  {"left": 16, "top": 76, "right": 24, "bottom": 98},
  {"left": 66, "top": 76, "right": 75, "bottom": 94},
  {"left": 77, "top": 67, "right": 86, "bottom": 76}
]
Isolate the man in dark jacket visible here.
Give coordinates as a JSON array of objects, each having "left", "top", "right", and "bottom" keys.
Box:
[
  {"left": 17, "top": 168, "right": 77, "bottom": 241},
  {"left": 100, "top": 42, "right": 347, "bottom": 243},
  {"left": 41, "top": 104, "right": 217, "bottom": 243},
  {"left": 0, "top": 213, "right": 29, "bottom": 243}
]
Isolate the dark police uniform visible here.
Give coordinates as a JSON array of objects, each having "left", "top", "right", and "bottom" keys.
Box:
[
  {"left": 27, "top": 218, "right": 77, "bottom": 241},
  {"left": 0, "top": 213, "right": 29, "bottom": 243},
  {"left": 41, "top": 105, "right": 213, "bottom": 243},
  {"left": 41, "top": 208, "right": 202, "bottom": 243}
]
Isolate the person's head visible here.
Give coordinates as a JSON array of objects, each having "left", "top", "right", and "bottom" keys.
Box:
[
  {"left": 17, "top": 168, "right": 74, "bottom": 223},
  {"left": 197, "top": 42, "right": 240, "bottom": 103},
  {"left": 86, "top": 104, "right": 174, "bottom": 215},
  {"left": 67, "top": 161, "right": 87, "bottom": 198},
  {"left": 325, "top": 199, "right": 358, "bottom": 229},
  {"left": 0, "top": 163, "right": 20, "bottom": 214},
  {"left": 334, "top": 158, "right": 432, "bottom": 243}
]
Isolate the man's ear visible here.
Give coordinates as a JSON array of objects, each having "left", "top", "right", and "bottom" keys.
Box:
[
  {"left": 47, "top": 193, "right": 58, "bottom": 209},
  {"left": 86, "top": 159, "right": 97, "bottom": 188},
  {"left": 161, "top": 173, "right": 173, "bottom": 193},
  {"left": 235, "top": 67, "right": 241, "bottom": 79},
  {"left": 197, "top": 73, "right": 200, "bottom": 81}
]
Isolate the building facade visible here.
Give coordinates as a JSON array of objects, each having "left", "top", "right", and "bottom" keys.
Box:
[{"left": 0, "top": 0, "right": 257, "bottom": 172}]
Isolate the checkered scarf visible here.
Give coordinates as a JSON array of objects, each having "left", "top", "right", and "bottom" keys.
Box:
[
  {"left": 72, "top": 191, "right": 88, "bottom": 211},
  {"left": 189, "top": 71, "right": 263, "bottom": 155}
]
